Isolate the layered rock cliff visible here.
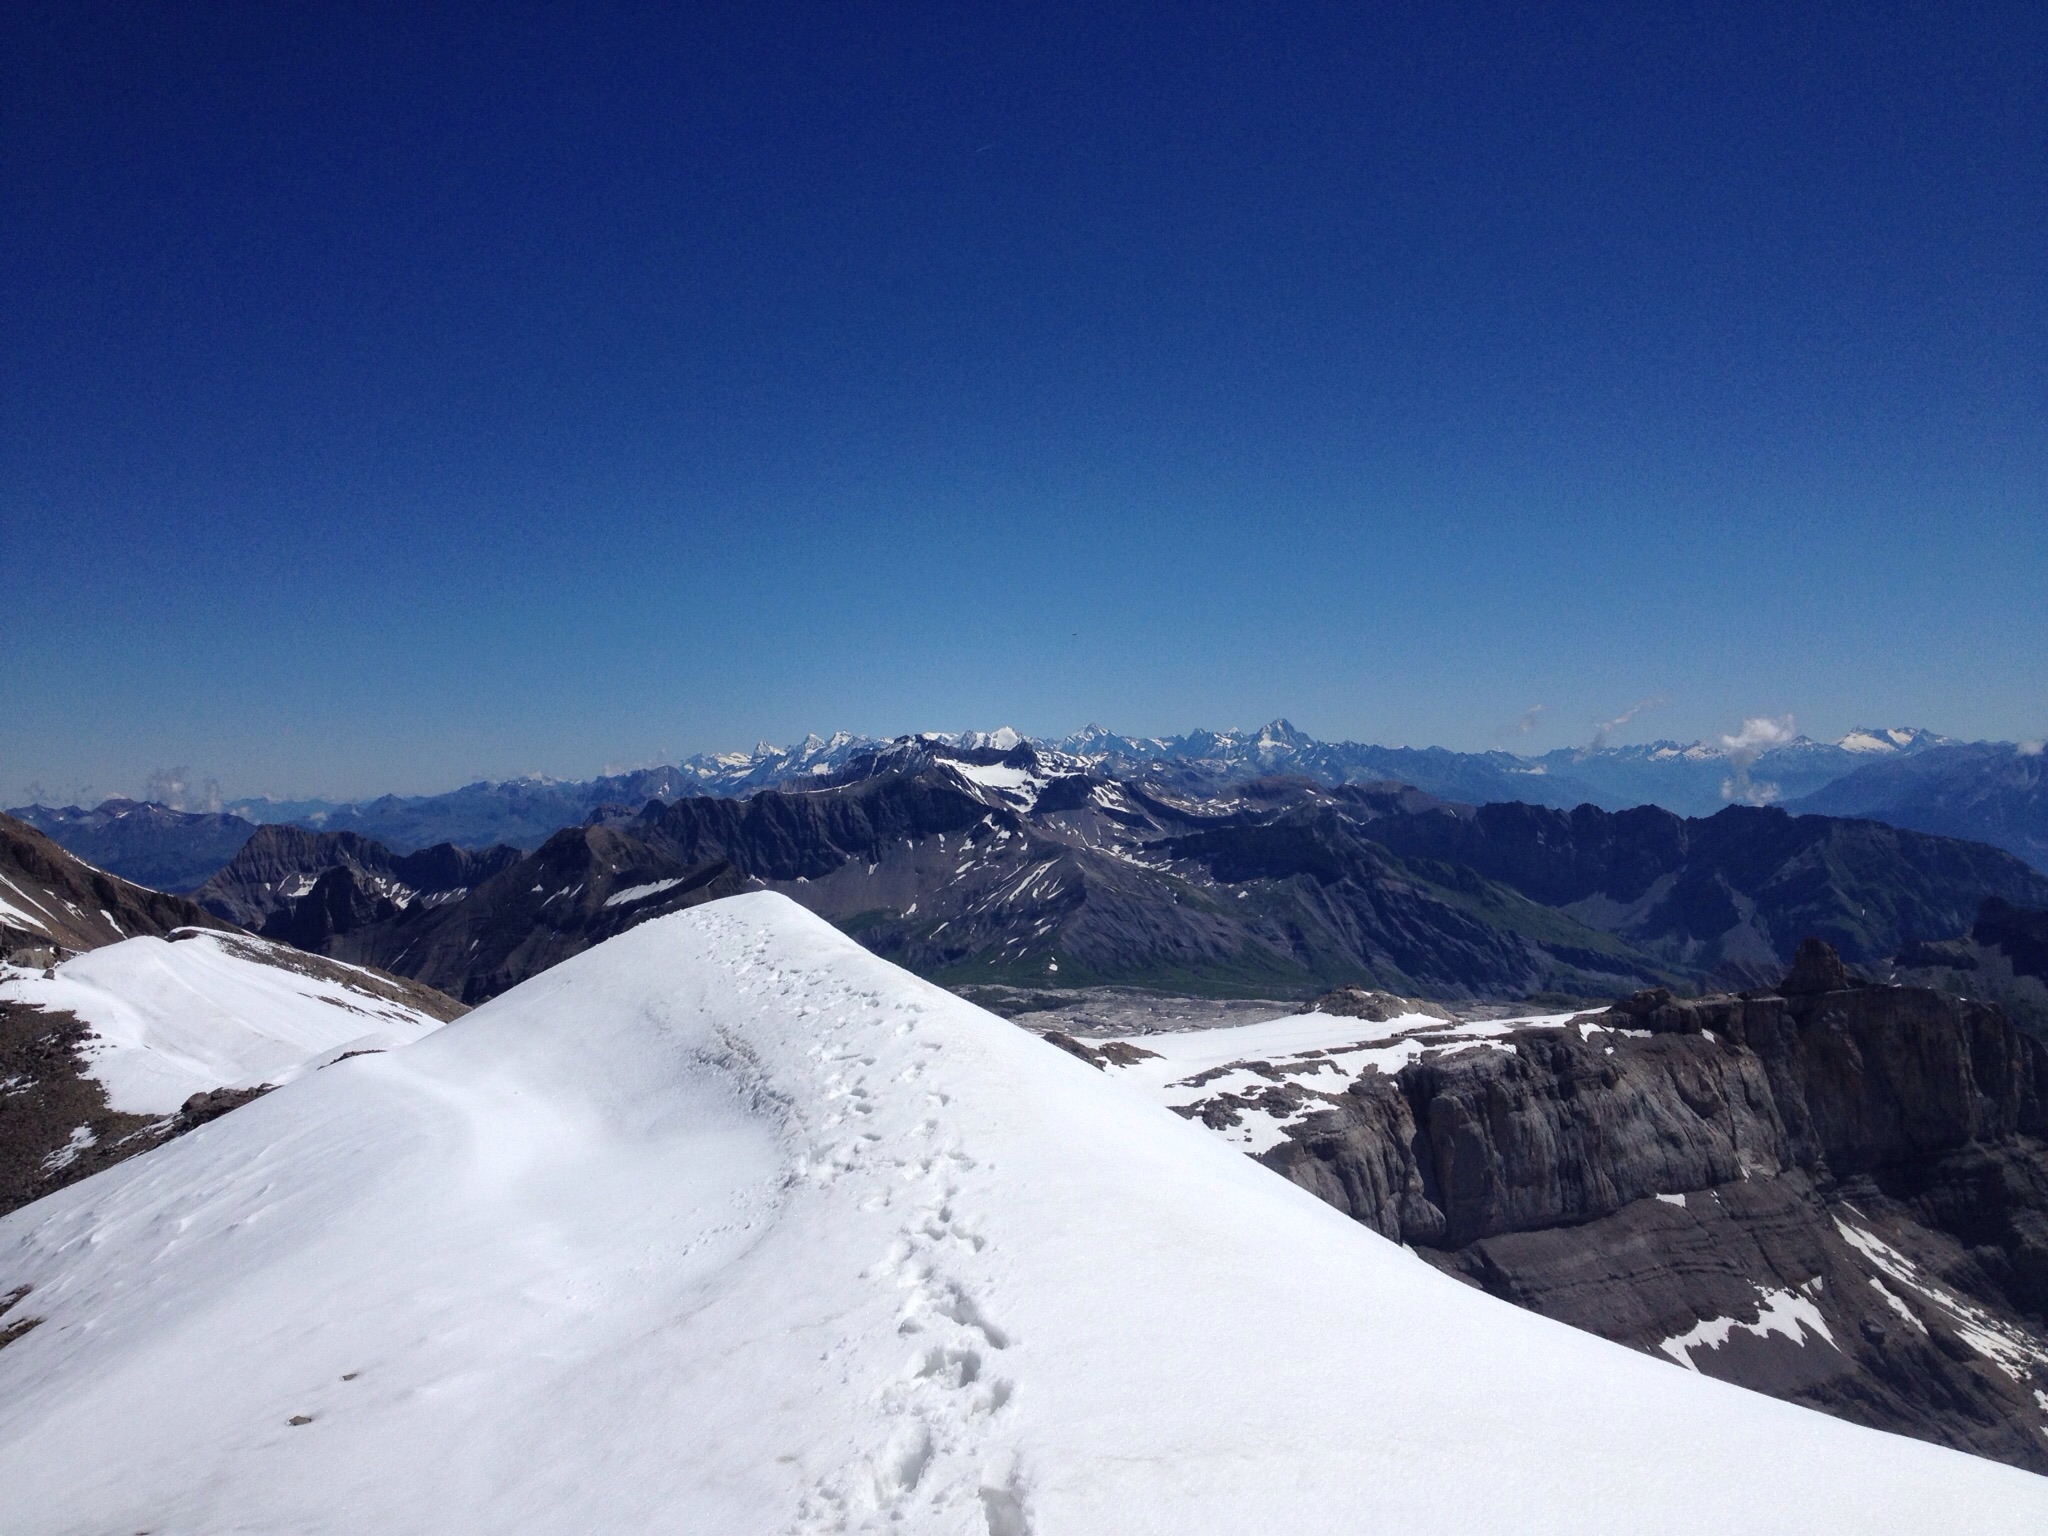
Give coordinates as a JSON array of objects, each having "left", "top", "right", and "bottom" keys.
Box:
[{"left": 1166, "top": 941, "right": 2048, "bottom": 1470}]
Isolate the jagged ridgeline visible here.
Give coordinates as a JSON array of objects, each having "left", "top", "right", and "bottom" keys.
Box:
[
  {"left": 192, "top": 738, "right": 2048, "bottom": 1007},
  {"left": 14, "top": 720, "right": 2043, "bottom": 886}
]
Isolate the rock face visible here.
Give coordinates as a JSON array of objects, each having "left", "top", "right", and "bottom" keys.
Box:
[
  {"left": 1234, "top": 941, "right": 2048, "bottom": 1470},
  {"left": 0, "top": 813, "right": 235, "bottom": 962},
  {"left": 1978, "top": 897, "right": 2048, "bottom": 981},
  {"left": 315, "top": 824, "right": 743, "bottom": 1003},
  {"left": 1887, "top": 898, "right": 2048, "bottom": 1041},
  {"left": 191, "top": 824, "right": 523, "bottom": 932},
  {"left": 1344, "top": 798, "right": 2048, "bottom": 986}
]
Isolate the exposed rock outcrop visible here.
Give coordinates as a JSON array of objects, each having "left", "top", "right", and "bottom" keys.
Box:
[
  {"left": 318, "top": 825, "right": 743, "bottom": 1004},
  {"left": 1239, "top": 941, "right": 2048, "bottom": 1471},
  {"left": 191, "top": 824, "right": 522, "bottom": 932},
  {"left": 1310, "top": 985, "right": 1455, "bottom": 1023}
]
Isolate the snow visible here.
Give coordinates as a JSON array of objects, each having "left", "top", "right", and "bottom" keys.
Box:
[
  {"left": 39, "top": 1125, "right": 94, "bottom": 1173},
  {"left": 1, "top": 894, "right": 2043, "bottom": 1533},
  {"left": 1659, "top": 1285, "right": 1836, "bottom": 1368},
  {"left": 949, "top": 762, "right": 1042, "bottom": 800},
  {"left": 1089, "top": 1008, "right": 1582, "bottom": 1157},
  {"left": 602, "top": 877, "right": 686, "bottom": 908},
  {"left": 1834, "top": 1212, "right": 2048, "bottom": 1381},
  {"left": 0, "top": 872, "right": 55, "bottom": 936},
  {"left": 0, "top": 893, "right": 49, "bottom": 936},
  {"left": 1112, "top": 1008, "right": 1459, "bottom": 1069},
  {"left": 1869, "top": 1276, "right": 1929, "bottom": 1334},
  {"left": 1097, "top": 1008, "right": 1559, "bottom": 1084},
  {"left": 938, "top": 755, "right": 1085, "bottom": 813},
  {"left": 0, "top": 930, "right": 452, "bottom": 1114}
]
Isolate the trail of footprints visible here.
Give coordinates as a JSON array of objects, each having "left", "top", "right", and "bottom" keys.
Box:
[{"left": 717, "top": 925, "right": 1029, "bottom": 1535}]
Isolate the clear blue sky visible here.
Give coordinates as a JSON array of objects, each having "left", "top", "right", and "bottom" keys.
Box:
[{"left": 4, "top": 2, "right": 2042, "bottom": 801}]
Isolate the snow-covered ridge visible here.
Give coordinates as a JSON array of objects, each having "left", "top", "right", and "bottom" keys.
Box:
[
  {"left": 0, "top": 928, "right": 455, "bottom": 1114},
  {"left": 1, "top": 894, "right": 2041, "bottom": 1532}
]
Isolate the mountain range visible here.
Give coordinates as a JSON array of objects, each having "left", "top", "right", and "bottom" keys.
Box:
[
  {"left": 19, "top": 722, "right": 2046, "bottom": 894},
  {"left": 9, "top": 802, "right": 2048, "bottom": 1485},
  {"left": 1790, "top": 739, "right": 2048, "bottom": 871},
  {"left": 190, "top": 737, "right": 2048, "bottom": 1009}
]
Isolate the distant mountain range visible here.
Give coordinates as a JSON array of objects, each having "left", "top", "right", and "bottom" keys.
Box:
[
  {"left": 8, "top": 799, "right": 261, "bottom": 893},
  {"left": 188, "top": 737, "right": 2048, "bottom": 1007},
  {"left": 212, "top": 719, "right": 1970, "bottom": 835},
  {"left": 11, "top": 722, "right": 2045, "bottom": 897},
  {"left": 1789, "top": 740, "right": 2047, "bottom": 871}
]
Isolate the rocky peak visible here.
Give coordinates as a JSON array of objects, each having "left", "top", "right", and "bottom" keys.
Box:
[{"left": 1778, "top": 937, "right": 1870, "bottom": 997}]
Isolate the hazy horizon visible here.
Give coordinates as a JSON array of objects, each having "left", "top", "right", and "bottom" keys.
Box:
[{"left": 16, "top": 712, "right": 2041, "bottom": 811}]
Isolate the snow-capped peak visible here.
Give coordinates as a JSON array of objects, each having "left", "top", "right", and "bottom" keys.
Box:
[
  {"left": 953, "top": 726, "right": 1025, "bottom": 752},
  {"left": 1838, "top": 726, "right": 1944, "bottom": 754}
]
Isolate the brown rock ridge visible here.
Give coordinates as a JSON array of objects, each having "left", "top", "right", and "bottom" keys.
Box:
[{"left": 0, "top": 812, "right": 235, "bottom": 962}]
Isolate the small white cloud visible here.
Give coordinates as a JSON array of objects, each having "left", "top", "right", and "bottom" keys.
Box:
[
  {"left": 2020, "top": 740, "right": 2044, "bottom": 757},
  {"left": 1591, "top": 695, "right": 1667, "bottom": 749},
  {"left": 1718, "top": 715, "right": 1795, "bottom": 805},
  {"left": 141, "top": 767, "right": 221, "bottom": 813},
  {"left": 1493, "top": 704, "right": 1546, "bottom": 744}
]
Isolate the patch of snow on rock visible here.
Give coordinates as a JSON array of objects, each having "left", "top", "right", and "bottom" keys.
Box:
[{"left": 1659, "top": 1286, "right": 1836, "bottom": 1368}]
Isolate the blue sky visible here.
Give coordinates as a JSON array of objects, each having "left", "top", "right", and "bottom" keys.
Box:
[{"left": 4, "top": 3, "right": 2042, "bottom": 801}]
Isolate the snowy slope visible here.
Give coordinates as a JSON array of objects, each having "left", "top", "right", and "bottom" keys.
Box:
[
  {"left": 1088, "top": 1005, "right": 1586, "bottom": 1151},
  {"left": 0, "top": 893, "right": 2041, "bottom": 1534},
  {"left": 0, "top": 929, "right": 459, "bottom": 1114}
]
